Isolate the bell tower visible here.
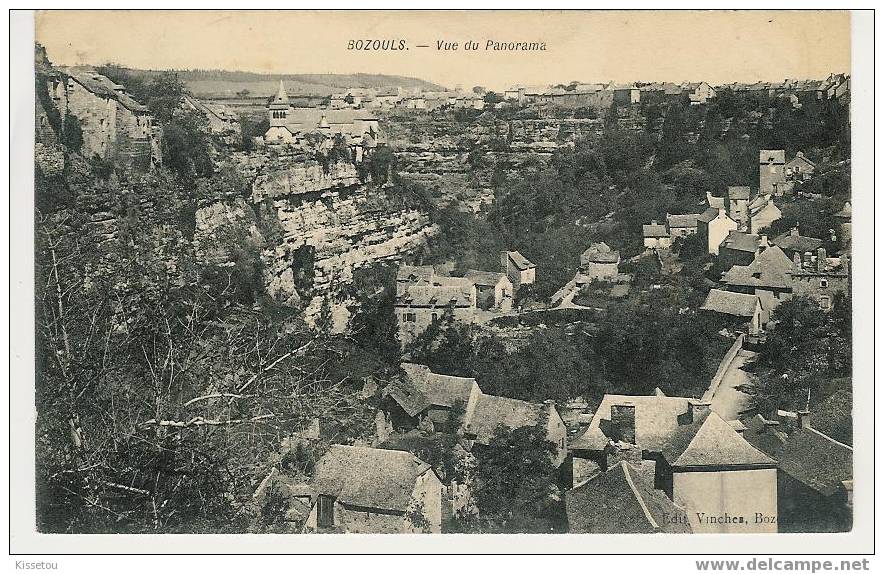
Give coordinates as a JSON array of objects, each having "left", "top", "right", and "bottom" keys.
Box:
[{"left": 269, "top": 80, "right": 289, "bottom": 128}]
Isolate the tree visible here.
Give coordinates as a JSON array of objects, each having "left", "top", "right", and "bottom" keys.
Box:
[
  {"left": 469, "top": 415, "right": 563, "bottom": 533},
  {"left": 61, "top": 113, "right": 84, "bottom": 152},
  {"left": 483, "top": 91, "right": 504, "bottom": 105}
]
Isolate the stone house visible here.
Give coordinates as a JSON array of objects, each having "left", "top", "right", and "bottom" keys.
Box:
[
  {"left": 701, "top": 288, "right": 769, "bottom": 334},
  {"left": 789, "top": 249, "right": 850, "bottom": 311},
  {"left": 500, "top": 250, "right": 536, "bottom": 289},
  {"left": 61, "top": 70, "right": 160, "bottom": 168},
  {"left": 642, "top": 221, "right": 671, "bottom": 249},
  {"left": 381, "top": 363, "right": 568, "bottom": 466},
  {"left": 181, "top": 94, "right": 241, "bottom": 146},
  {"left": 785, "top": 151, "right": 816, "bottom": 182},
  {"left": 760, "top": 149, "right": 787, "bottom": 196},
  {"left": 579, "top": 242, "right": 620, "bottom": 281},
  {"left": 718, "top": 231, "right": 766, "bottom": 271},
  {"left": 305, "top": 445, "right": 442, "bottom": 533},
  {"left": 697, "top": 208, "right": 738, "bottom": 255},
  {"left": 665, "top": 213, "right": 699, "bottom": 239},
  {"left": 463, "top": 270, "right": 513, "bottom": 311},
  {"left": 380, "top": 363, "right": 482, "bottom": 433},
  {"left": 742, "top": 412, "right": 852, "bottom": 532},
  {"left": 719, "top": 244, "right": 795, "bottom": 310},
  {"left": 685, "top": 81, "right": 716, "bottom": 105},
  {"left": 395, "top": 265, "right": 476, "bottom": 347},
  {"left": 748, "top": 194, "right": 782, "bottom": 234},
  {"left": 569, "top": 392, "right": 777, "bottom": 533},
  {"left": 612, "top": 84, "right": 641, "bottom": 105}
]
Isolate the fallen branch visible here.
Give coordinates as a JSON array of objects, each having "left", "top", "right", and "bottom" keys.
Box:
[
  {"left": 237, "top": 339, "right": 314, "bottom": 393},
  {"left": 183, "top": 393, "right": 253, "bottom": 408},
  {"left": 137, "top": 414, "right": 275, "bottom": 430}
]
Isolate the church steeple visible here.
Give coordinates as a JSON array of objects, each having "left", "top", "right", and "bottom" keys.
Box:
[{"left": 269, "top": 79, "right": 289, "bottom": 127}]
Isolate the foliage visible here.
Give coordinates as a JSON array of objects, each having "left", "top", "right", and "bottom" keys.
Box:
[
  {"left": 747, "top": 294, "right": 852, "bottom": 417},
  {"left": 161, "top": 110, "right": 214, "bottom": 180},
  {"left": 61, "top": 113, "right": 84, "bottom": 151}
]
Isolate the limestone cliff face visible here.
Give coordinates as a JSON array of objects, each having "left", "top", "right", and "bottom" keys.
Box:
[{"left": 196, "top": 152, "right": 434, "bottom": 319}]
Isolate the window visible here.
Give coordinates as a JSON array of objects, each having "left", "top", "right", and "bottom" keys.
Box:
[
  {"left": 820, "top": 295, "right": 831, "bottom": 310},
  {"left": 820, "top": 279, "right": 829, "bottom": 288},
  {"left": 317, "top": 495, "right": 335, "bottom": 528},
  {"left": 431, "top": 313, "right": 438, "bottom": 322}
]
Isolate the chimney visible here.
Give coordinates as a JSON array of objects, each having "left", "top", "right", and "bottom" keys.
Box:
[
  {"left": 610, "top": 404, "right": 636, "bottom": 445},
  {"left": 688, "top": 401, "right": 711, "bottom": 423},
  {"left": 817, "top": 248, "right": 827, "bottom": 271},
  {"left": 791, "top": 226, "right": 800, "bottom": 237},
  {"left": 793, "top": 252, "right": 802, "bottom": 268},
  {"left": 797, "top": 410, "right": 812, "bottom": 429},
  {"left": 718, "top": 208, "right": 726, "bottom": 217},
  {"left": 651, "top": 220, "right": 658, "bottom": 226}
]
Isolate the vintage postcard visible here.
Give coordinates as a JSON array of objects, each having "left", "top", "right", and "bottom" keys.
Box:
[{"left": 11, "top": 8, "right": 874, "bottom": 555}]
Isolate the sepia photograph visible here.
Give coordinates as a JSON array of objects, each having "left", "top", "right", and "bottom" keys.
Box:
[{"left": 10, "top": 7, "right": 875, "bottom": 555}]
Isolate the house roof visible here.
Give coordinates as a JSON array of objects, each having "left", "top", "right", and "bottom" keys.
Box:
[
  {"left": 398, "top": 363, "right": 478, "bottom": 411},
  {"left": 834, "top": 202, "right": 852, "bottom": 219},
  {"left": 666, "top": 214, "right": 699, "bottom": 228},
  {"left": 643, "top": 223, "right": 669, "bottom": 238},
  {"left": 787, "top": 152, "right": 817, "bottom": 168},
  {"left": 661, "top": 410, "right": 777, "bottom": 468},
  {"left": 312, "top": 446, "right": 434, "bottom": 512},
  {"left": 741, "top": 414, "right": 788, "bottom": 458},
  {"left": 70, "top": 71, "right": 150, "bottom": 113},
  {"left": 397, "top": 264, "right": 435, "bottom": 284},
  {"left": 383, "top": 378, "right": 432, "bottom": 418},
  {"left": 505, "top": 250, "right": 535, "bottom": 271},
  {"left": 760, "top": 149, "right": 786, "bottom": 164},
  {"left": 464, "top": 270, "right": 510, "bottom": 288},
  {"left": 777, "top": 427, "right": 853, "bottom": 497},
  {"left": 728, "top": 186, "right": 751, "bottom": 200},
  {"left": 395, "top": 283, "right": 474, "bottom": 308},
  {"left": 720, "top": 245, "right": 794, "bottom": 290},
  {"left": 701, "top": 289, "right": 759, "bottom": 318},
  {"left": 697, "top": 207, "right": 722, "bottom": 223},
  {"left": 811, "top": 389, "right": 852, "bottom": 447},
  {"left": 720, "top": 231, "right": 760, "bottom": 253},
  {"left": 707, "top": 193, "right": 727, "bottom": 210},
  {"left": 570, "top": 394, "right": 694, "bottom": 452},
  {"left": 582, "top": 242, "right": 620, "bottom": 263},
  {"left": 463, "top": 394, "right": 545, "bottom": 445},
  {"left": 773, "top": 231, "right": 824, "bottom": 254},
  {"left": 565, "top": 461, "right": 692, "bottom": 533}
]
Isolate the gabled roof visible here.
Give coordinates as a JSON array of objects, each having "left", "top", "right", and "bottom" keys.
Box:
[
  {"left": 773, "top": 231, "right": 824, "bottom": 254},
  {"left": 570, "top": 394, "right": 694, "bottom": 452},
  {"left": 720, "top": 245, "right": 794, "bottom": 290},
  {"left": 697, "top": 207, "right": 722, "bottom": 223},
  {"left": 707, "top": 193, "right": 727, "bottom": 210},
  {"left": 643, "top": 223, "right": 669, "bottom": 238},
  {"left": 786, "top": 152, "right": 817, "bottom": 168},
  {"left": 398, "top": 363, "right": 478, "bottom": 411},
  {"left": 701, "top": 289, "right": 759, "bottom": 318},
  {"left": 397, "top": 265, "right": 435, "bottom": 284},
  {"left": 464, "top": 394, "right": 546, "bottom": 445},
  {"left": 505, "top": 250, "right": 535, "bottom": 271},
  {"left": 565, "top": 461, "right": 692, "bottom": 533},
  {"left": 313, "top": 446, "right": 434, "bottom": 512},
  {"left": 395, "top": 284, "right": 474, "bottom": 308},
  {"left": 464, "top": 270, "right": 510, "bottom": 288},
  {"left": 666, "top": 214, "right": 700, "bottom": 228},
  {"left": 720, "top": 231, "right": 760, "bottom": 253},
  {"left": 741, "top": 414, "right": 788, "bottom": 458},
  {"left": 777, "top": 427, "right": 853, "bottom": 497},
  {"left": 661, "top": 410, "right": 776, "bottom": 468}
]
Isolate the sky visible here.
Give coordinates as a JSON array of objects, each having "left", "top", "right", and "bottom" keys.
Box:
[{"left": 36, "top": 10, "right": 851, "bottom": 91}]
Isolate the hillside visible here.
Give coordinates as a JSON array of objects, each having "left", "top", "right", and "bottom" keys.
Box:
[{"left": 67, "top": 65, "right": 446, "bottom": 97}]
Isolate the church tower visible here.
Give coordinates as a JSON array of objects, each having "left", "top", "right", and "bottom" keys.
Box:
[{"left": 269, "top": 80, "right": 290, "bottom": 128}]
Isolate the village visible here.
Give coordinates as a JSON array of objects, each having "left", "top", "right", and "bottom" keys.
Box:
[{"left": 33, "top": 40, "right": 853, "bottom": 537}]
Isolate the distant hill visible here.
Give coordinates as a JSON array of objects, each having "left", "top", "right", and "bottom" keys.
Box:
[{"left": 75, "top": 66, "right": 446, "bottom": 98}]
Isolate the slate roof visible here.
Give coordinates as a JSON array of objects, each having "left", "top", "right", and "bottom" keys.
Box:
[
  {"left": 397, "top": 264, "right": 435, "bottom": 284},
  {"left": 570, "top": 394, "right": 693, "bottom": 452},
  {"left": 720, "top": 245, "right": 794, "bottom": 290},
  {"left": 773, "top": 231, "right": 824, "bottom": 254},
  {"left": 707, "top": 193, "right": 727, "bottom": 210},
  {"left": 70, "top": 72, "right": 150, "bottom": 113},
  {"left": 565, "top": 461, "right": 692, "bottom": 533},
  {"left": 661, "top": 410, "right": 777, "bottom": 468},
  {"left": 582, "top": 242, "right": 620, "bottom": 263},
  {"left": 697, "top": 207, "right": 721, "bottom": 223},
  {"left": 741, "top": 414, "right": 788, "bottom": 459},
  {"left": 312, "top": 446, "right": 435, "bottom": 513},
  {"left": 728, "top": 186, "right": 751, "bottom": 200},
  {"left": 395, "top": 283, "right": 474, "bottom": 308},
  {"left": 666, "top": 214, "right": 699, "bottom": 228},
  {"left": 643, "top": 223, "right": 669, "bottom": 238},
  {"left": 464, "top": 394, "right": 545, "bottom": 444},
  {"left": 383, "top": 378, "right": 431, "bottom": 418},
  {"left": 505, "top": 250, "right": 535, "bottom": 271},
  {"left": 811, "top": 389, "right": 852, "bottom": 446},
  {"left": 720, "top": 231, "right": 760, "bottom": 253},
  {"left": 464, "top": 270, "right": 510, "bottom": 288},
  {"left": 760, "top": 150, "right": 786, "bottom": 164},
  {"left": 777, "top": 428, "right": 853, "bottom": 497},
  {"left": 701, "top": 289, "right": 759, "bottom": 318},
  {"left": 399, "top": 363, "right": 478, "bottom": 411}
]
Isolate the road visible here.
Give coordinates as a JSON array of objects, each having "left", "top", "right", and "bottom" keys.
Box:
[{"left": 709, "top": 349, "right": 757, "bottom": 421}]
